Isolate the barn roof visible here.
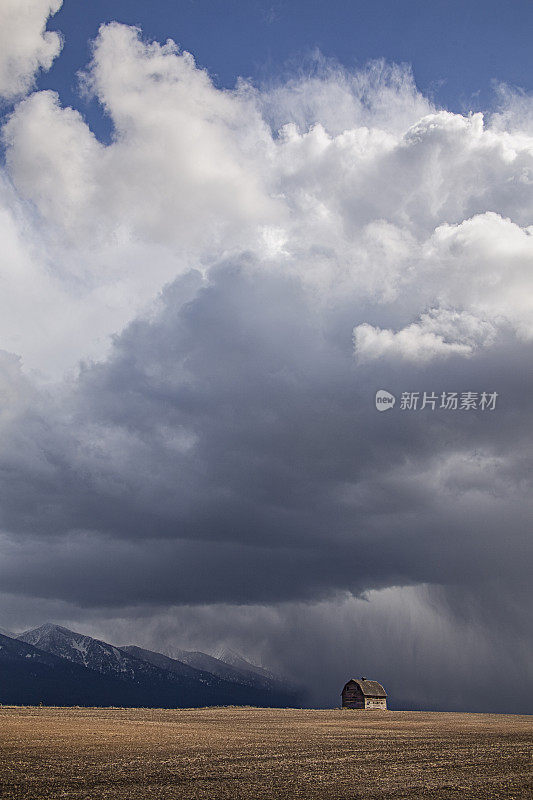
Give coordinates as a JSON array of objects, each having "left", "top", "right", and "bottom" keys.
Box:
[{"left": 344, "top": 678, "right": 387, "bottom": 697}]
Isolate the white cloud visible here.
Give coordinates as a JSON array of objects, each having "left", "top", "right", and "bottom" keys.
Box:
[
  {"left": 490, "top": 82, "right": 533, "bottom": 134},
  {"left": 353, "top": 319, "right": 474, "bottom": 364},
  {"left": 257, "top": 57, "right": 434, "bottom": 137},
  {"left": 0, "top": 0, "right": 62, "bottom": 99},
  {"left": 1, "top": 23, "right": 532, "bottom": 376},
  {"left": 429, "top": 214, "right": 533, "bottom": 340}
]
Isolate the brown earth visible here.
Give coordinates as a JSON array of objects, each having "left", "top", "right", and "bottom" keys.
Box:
[{"left": 0, "top": 706, "right": 531, "bottom": 799}]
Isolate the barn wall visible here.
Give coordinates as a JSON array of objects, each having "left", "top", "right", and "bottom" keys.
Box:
[
  {"left": 342, "top": 684, "right": 365, "bottom": 709},
  {"left": 364, "top": 697, "right": 387, "bottom": 709}
]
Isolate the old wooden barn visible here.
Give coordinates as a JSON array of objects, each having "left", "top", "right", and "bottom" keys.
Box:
[{"left": 341, "top": 678, "right": 387, "bottom": 709}]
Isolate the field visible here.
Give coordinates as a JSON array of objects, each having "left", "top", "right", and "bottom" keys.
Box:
[{"left": 0, "top": 707, "right": 531, "bottom": 799}]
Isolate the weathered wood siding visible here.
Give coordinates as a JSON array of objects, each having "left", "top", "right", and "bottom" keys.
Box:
[
  {"left": 364, "top": 697, "right": 387, "bottom": 709},
  {"left": 342, "top": 682, "right": 365, "bottom": 709}
]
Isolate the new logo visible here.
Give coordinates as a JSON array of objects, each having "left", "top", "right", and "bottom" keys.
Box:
[{"left": 375, "top": 389, "right": 396, "bottom": 411}]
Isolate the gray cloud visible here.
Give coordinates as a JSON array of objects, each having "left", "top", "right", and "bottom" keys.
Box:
[{"left": 0, "top": 262, "right": 530, "bottom": 618}]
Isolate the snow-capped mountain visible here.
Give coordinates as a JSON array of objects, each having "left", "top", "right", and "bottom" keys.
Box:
[
  {"left": 14, "top": 624, "right": 300, "bottom": 708},
  {"left": 17, "top": 625, "right": 286, "bottom": 692},
  {"left": 0, "top": 631, "right": 61, "bottom": 668},
  {"left": 0, "top": 626, "right": 14, "bottom": 638},
  {"left": 18, "top": 624, "right": 221, "bottom": 690},
  {"left": 163, "top": 644, "right": 296, "bottom": 695},
  {"left": 18, "top": 623, "right": 158, "bottom": 680},
  {"left": 0, "top": 632, "right": 164, "bottom": 707},
  {"left": 121, "top": 645, "right": 209, "bottom": 679},
  {"left": 122, "top": 643, "right": 300, "bottom": 705},
  {"left": 211, "top": 646, "right": 278, "bottom": 682},
  {"left": 163, "top": 645, "right": 265, "bottom": 686}
]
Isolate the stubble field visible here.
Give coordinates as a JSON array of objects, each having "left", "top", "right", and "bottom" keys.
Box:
[{"left": 0, "top": 706, "right": 531, "bottom": 799}]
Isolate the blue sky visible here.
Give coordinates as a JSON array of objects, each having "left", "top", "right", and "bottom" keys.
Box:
[{"left": 36, "top": 0, "right": 533, "bottom": 141}]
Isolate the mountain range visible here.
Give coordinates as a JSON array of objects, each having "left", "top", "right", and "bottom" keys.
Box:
[{"left": 0, "top": 624, "right": 300, "bottom": 708}]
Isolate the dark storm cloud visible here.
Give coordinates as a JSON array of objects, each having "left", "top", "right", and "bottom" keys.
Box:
[{"left": 0, "top": 259, "right": 531, "bottom": 616}]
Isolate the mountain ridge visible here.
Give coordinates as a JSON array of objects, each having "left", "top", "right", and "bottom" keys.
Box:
[{"left": 10, "top": 624, "right": 300, "bottom": 708}]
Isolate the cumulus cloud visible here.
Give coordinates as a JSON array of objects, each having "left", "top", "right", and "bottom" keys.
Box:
[
  {"left": 0, "top": 0, "right": 62, "bottom": 99},
  {"left": 5, "top": 23, "right": 278, "bottom": 243},
  {"left": 354, "top": 308, "right": 497, "bottom": 363},
  {"left": 2, "top": 24, "right": 533, "bottom": 375},
  {"left": 257, "top": 56, "right": 434, "bottom": 137},
  {"left": 0, "top": 18, "right": 532, "bottom": 710}
]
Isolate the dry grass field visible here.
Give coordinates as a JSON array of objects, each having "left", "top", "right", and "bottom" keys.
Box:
[{"left": 0, "top": 706, "right": 531, "bottom": 800}]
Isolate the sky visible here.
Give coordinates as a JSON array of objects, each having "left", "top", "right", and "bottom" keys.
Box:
[
  {"left": 0, "top": 0, "right": 532, "bottom": 711},
  {"left": 32, "top": 1, "right": 533, "bottom": 133}
]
